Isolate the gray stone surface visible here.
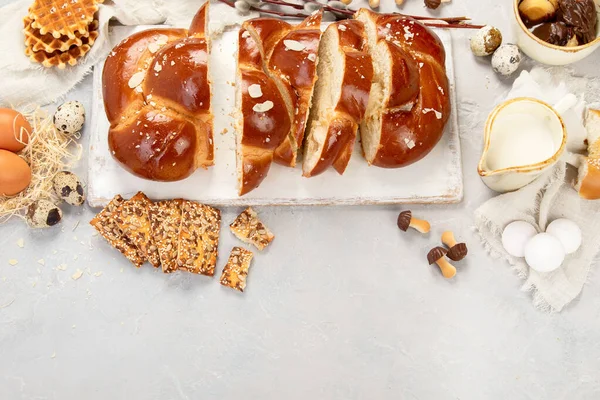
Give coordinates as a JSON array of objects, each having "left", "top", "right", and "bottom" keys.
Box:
[{"left": 1, "top": 0, "right": 599, "bottom": 399}]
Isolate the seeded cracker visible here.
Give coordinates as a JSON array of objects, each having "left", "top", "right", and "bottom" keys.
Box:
[
  {"left": 230, "top": 207, "right": 274, "bottom": 251},
  {"left": 148, "top": 199, "right": 183, "bottom": 273},
  {"left": 177, "top": 201, "right": 221, "bottom": 276},
  {"left": 220, "top": 247, "right": 254, "bottom": 292},
  {"left": 90, "top": 195, "right": 145, "bottom": 268},
  {"left": 114, "top": 192, "right": 161, "bottom": 268}
]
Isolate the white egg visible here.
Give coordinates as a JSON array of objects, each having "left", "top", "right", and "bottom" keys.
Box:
[
  {"left": 502, "top": 221, "right": 538, "bottom": 258},
  {"left": 524, "top": 233, "right": 565, "bottom": 273},
  {"left": 546, "top": 218, "right": 582, "bottom": 254},
  {"left": 491, "top": 44, "right": 521, "bottom": 76}
]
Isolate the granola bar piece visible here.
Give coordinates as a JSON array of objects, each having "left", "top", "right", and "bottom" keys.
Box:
[
  {"left": 229, "top": 207, "right": 274, "bottom": 251},
  {"left": 90, "top": 194, "right": 146, "bottom": 268},
  {"left": 114, "top": 192, "right": 161, "bottom": 268},
  {"left": 148, "top": 199, "right": 183, "bottom": 273},
  {"left": 219, "top": 247, "right": 254, "bottom": 292},
  {"left": 177, "top": 201, "right": 221, "bottom": 276}
]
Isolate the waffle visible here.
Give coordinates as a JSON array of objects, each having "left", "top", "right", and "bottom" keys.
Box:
[
  {"left": 24, "top": 22, "right": 98, "bottom": 69},
  {"left": 28, "top": 0, "right": 103, "bottom": 39},
  {"left": 24, "top": 16, "right": 98, "bottom": 53}
]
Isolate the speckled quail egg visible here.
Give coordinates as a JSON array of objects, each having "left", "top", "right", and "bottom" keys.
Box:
[
  {"left": 52, "top": 171, "right": 85, "bottom": 206},
  {"left": 546, "top": 218, "right": 582, "bottom": 254},
  {"left": 53, "top": 101, "right": 85, "bottom": 135},
  {"left": 470, "top": 26, "right": 503, "bottom": 57},
  {"left": 491, "top": 44, "right": 522, "bottom": 76},
  {"left": 524, "top": 233, "right": 565, "bottom": 273},
  {"left": 26, "top": 200, "right": 63, "bottom": 228},
  {"left": 502, "top": 220, "right": 538, "bottom": 258}
]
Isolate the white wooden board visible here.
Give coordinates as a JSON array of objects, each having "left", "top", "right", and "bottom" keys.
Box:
[{"left": 88, "top": 24, "right": 463, "bottom": 207}]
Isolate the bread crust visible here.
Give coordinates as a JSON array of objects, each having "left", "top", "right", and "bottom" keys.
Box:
[
  {"left": 103, "top": 3, "right": 213, "bottom": 181},
  {"left": 303, "top": 21, "right": 373, "bottom": 177},
  {"left": 356, "top": 8, "right": 450, "bottom": 168}
]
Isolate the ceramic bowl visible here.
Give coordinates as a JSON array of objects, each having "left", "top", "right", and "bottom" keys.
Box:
[
  {"left": 478, "top": 97, "right": 567, "bottom": 193},
  {"left": 513, "top": 0, "right": 600, "bottom": 65}
]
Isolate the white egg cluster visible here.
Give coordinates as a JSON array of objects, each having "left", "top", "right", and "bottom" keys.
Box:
[{"left": 502, "top": 219, "right": 582, "bottom": 273}]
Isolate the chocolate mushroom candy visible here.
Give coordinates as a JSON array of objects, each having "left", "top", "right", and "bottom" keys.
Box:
[
  {"left": 427, "top": 247, "right": 457, "bottom": 279},
  {"left": 397, "top": 211, "right": 431, "bottom": 233},
  {"left": 424, "top": 0, "right": 441, "bottom": 9},
  {"left": 441, "top": 231, "right": 468, "bottom": 261}
]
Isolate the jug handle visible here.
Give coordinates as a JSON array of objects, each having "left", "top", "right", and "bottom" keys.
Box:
[{"left": 553, "top": 94, "right": 578, "bottom": 116}]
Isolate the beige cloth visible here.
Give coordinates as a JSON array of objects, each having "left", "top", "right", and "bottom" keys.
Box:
[{"left": 475, "top": 162, "right": 600, "bottom": 312}]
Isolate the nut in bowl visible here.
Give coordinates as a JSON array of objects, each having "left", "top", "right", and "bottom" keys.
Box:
[
  {"left": 513, "top": 0, "right": 600, "bottom": 65},
  {"left": 478, "top": 97, "right": 568, "bottom": 193}
]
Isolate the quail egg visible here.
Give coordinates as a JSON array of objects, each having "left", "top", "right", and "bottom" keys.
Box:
[
  {"left": 470, "top": 26, "right": 503, "bottom": 57},
  {"left": 491, "top": 44, "right": 522, "bottom": 76},
  {"left": 52, "top": 171, "right": 85, "bottom": 206},
  {"left": 53, "top": 101, "right": 85, "bottom": 135},
  {"left": 26, "top": 200, "right": 63, "bottom": 228}
]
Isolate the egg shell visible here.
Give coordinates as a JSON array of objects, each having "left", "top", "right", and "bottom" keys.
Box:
[
  {"left": 491, "top": 44, "right": 522, "bottom": 76},
  {"left": 53, "top": 101, "right": 85, "bottom": 135},
  {"left": 0, "top": 108, "right": 31, "bottom": 152},
  {"left": 502, "top": 220, "right": 538, "bottom": 258},
  {"left": 524, "top": 233, "right": 565, "bottom": 273},
  {"left": 53, "top": 171, "right": 85, "bottom": 206},
  {"left": 0, "top": 149, "right": 32, "bottom": 196},
  {"left": 470, "top": 26, "right": 503, "bottom": 57},
  {"left": 26, "top": 200, "right": 63, "bottom": 228},
  {"left": 546, "top": 218, "right": 582, "bottom": 254}
]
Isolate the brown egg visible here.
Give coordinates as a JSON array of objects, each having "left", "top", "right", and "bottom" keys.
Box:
[
  {"left": 0, "top": 108, "right": 32, "bottom": 152},
  {"left": 0, "top": 149, "right": 32, "bottom": 196}
]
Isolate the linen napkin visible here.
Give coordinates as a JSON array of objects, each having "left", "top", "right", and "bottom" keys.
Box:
[
  {"left": 0, "top": 0, "right": 256, "bottom": 107},
  {"left": 475, "top": 67, "right": 600, "bottom": 312}
]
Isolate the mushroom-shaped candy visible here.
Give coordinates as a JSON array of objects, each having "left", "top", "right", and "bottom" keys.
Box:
[
  {"left": 441, "top": 231, "right": 468, "bottom": 261},
  {"left": 575, "top": 109, "right": 600, "bottom": 200},
  {"left": 427, "top": 247, "right": 457, "bottom": 279},
  {"left": 397, "top": 211, "right": 431, "bottom": 233}
]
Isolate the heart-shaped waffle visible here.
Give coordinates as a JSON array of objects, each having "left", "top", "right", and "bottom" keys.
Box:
[
  {"left": 28, "top": 0, "right": 103, "bottom": 39},
  {"left": 23, "top": 16, "right": 98, "bottom": 53},
  {"left": 24, "top": 19, "right": 99, "bottom": 68}
]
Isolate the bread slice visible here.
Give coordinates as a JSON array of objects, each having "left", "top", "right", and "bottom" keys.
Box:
[
  {"left": 219, "top": 247, "right": 254, "bottom": 292},
  {"left": 177, "top": 200, "right": 221, "bottom": 276},
  {"left": 244, "top": 11, "right": 323, "bottom": 167},
  {"left": 230, "top": 207, "right": 274, "bottom": 251},
  {"left": 148, "top": 199, "right": 183, "bottom": 273},
  {"left": 355, "top": 9, "right": 450, "bottom": 168},
  {"left": 576, "top": 109, "right": 600, "bottom": 200},
  {"left": 303, "top": 20, "right": 373, "bottom": 177},
  {"left": 114, "top": 192, "right": 161, "bottom": 268},
  {"left": 90, "top": 195, "right": 146, "bottom": 268}
]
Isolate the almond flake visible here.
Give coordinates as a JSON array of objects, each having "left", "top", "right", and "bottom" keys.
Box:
[
  {"left": 128, "top": 72, "right": 145, "bottom": 89},
  {"left": 57, "top": 264, "right": 67, "bottom": 271},
  {"left": 307, "top": 53, "right": 316, "bottom": 62},
  {"left": 338, "top": 24, "right": 347, "bottom": 32},
  {"left": 253, "top": 101, "right": 274, "bottom": 113},
  {"left": 241, "top": 30, "right": 250, "bottom": 39},
  {"left": 422, "top": 108, "right": 442, "bottom": 120},
  {"left": 71, "top": 269, "right": 83, "bottom": 280},
  {"left": 154, "top": 63, "right": 162, "bottom": 72},
  {"left": 16, "top": 238, "right": 24, "bottom": 248},
  {"left": 248, "top": 84, "right": 263, "bottom": 99},
  {"left": 38, "top": 259, "right": 45, "bottom": 265},
  {"left": 8, "top": 259, "right": 17, "bottom": 266},
  {"left": 283, "top": 40, "right": 305, "bottom": 52}
]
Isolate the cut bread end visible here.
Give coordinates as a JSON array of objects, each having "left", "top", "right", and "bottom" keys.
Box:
[{"left": 303, "top": 24, "right": 345, "bottom": 177}]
